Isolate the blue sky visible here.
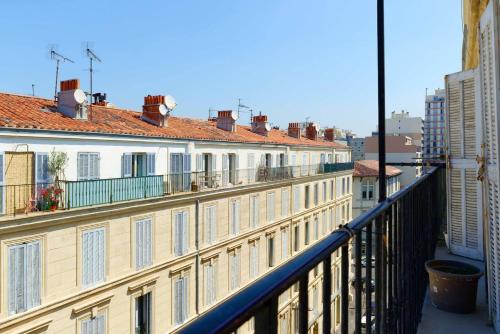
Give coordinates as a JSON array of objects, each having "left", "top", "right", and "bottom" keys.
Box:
[{"left": 0, "top": 0, "right": 462, "bottom": 136}]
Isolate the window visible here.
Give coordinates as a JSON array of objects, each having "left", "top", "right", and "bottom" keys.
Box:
[
  {"left": 36, "top": 153, "right": 50, "bottom": 184},
  {"left": 230, "top": 200, "right": 240, "bottom": 235},
  {"left": 304, "top": 185, "right": 310, "bottom": 209},
  {"left": 8, "top": 241, "right": 41, "bottom": 315},
  {"left": 312, "top": 284, "right": 319, "bottom": 316},
  {"left": 136, "top": 218, "right": 153, "bottom": 269},
  {"left": 293, "top": 225, "right": 300, "bottom": 252},
  {"left": 204, "top": 262, "right": 216, "bottom": 305},
  {"left": 267, "top": 192, "right": 275, "bottom": 223},
  {"left": 81, "top": 314, "right": 105, "bottom": 334},
  {"left": 174, "top": 211, "right": 189, "bottom": 256},
  {"left": 249, "top": 242, "right": 259, "bottom": 279},
  {"left": 82, "top": 228, "right": 105, "bottom": 287},
  {"left": 347, "top": 177, "right": 351, "bottom": 194},
  {"left": 170, "top": 153, "right": 191, "bottom": 192},
  {"left": 250, "top": 195, "right": 259, "bottom": 228},
  {"left": 361, "top": 180, "right": 374, "bottom": 200},
  {"left": 205, "top": 205, "right": 217, "bottom": 244},
  {"left": 341, "top": 205, "right": 346, "bottom": 224},
  {"left": 146, "top": 153, "right": 156, "bottom": 176},
  {"left": 329, "top": 208, "right": 334, "bottom": 230},
  {"left": 267, "top": 236, "right": 275, "bottom": 268},
  {"left": 313, "top": 216, "right": 319, "bottom": 240},
  {"left": 293, "top": 185, "right": 300, "bottom": 213},
  {"left": 78, "top": 153, "right": 100, "bottom": 180},
  {"left": 322, "top": 181, "right": 327, "bottom": 202},
  {"left": 313, "top": 183, "right": 319, "bottom": 206},
  {"left": 280, "top": 314, "right": 289, "bottom": 334},
  {"left": 174, "top": 276, "right": 188, "bottom": 325},
  {"left": 281, "top": 228, "right": 289, "bottom": 260},
  {"left": 229, "top": 251, "right": 241, "bottom": 290},
  {"left": 330, "top": 180, "right": 334, "bottom": 200},
  {"left": 135, "top": 293, "right": 152, "bottom": 334},
  {"left": 304, "top": 221, "right": 310, "bottom": 245},
  {"left": 342, "top": 178, "right": 346, "bottom": 195},
  {"left": 322, "top": 210, "right": 327, "bottom": 235},
  {"left": 281, "top": 188, "right": 290, "bottom": 218}
]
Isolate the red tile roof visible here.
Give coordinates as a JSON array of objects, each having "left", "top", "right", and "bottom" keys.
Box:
[
  {"left": 0, "top": 93, "right": 347, "bottom": 149},
  {"left": 353, "top": 160, "right": 402, "bottom": 177}
]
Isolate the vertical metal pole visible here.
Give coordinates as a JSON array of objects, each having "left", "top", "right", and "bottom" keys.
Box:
[
  {"left": 299, "top": 275, "right": 309, "bottom": 334},
  {"left": 376, "top": 0, "right": 386, "bottom": 333},
  {"left": 323, "top": 256, "right": 332, "bottom": 334},
  {"left": 54, "top": 59, "right": 60, "bottom": 101},
  {"left": 354, "top": 231, "right": 362, "bottom": 334},
  {"left": 89, "top": 57, "right": 93, "bottom": 121},
  {"left": 341, "top": 244, "right": 349, "bottom": 334}
]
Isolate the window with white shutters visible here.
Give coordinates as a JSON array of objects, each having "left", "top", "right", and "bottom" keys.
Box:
[
  {"left": 146, "top": 153, "right": 156, "bottom": 176},
  {"left": 281, "top": 228, "right": 289, "bottom": 261},
  {"left": 313, "top": 216, "right": 319, "bottom": 240},
  {"left": 8, "top": 241, "right": 41, "bottom": 315},
  {"left": 174, "top": 211, "right": 189, "bottom": 256},
  {"left": 329, "top": 208, "right": 334, "bottom": 231},
  {"left": 229, "top": 251, "right": 241, "bottom": 290},
  {"left": 204, "top": 262, "right": 216, "bottom": 306},
  {"left": 281, "top": 188, "right": 289, "bottom": 218},
  {"left": 304, "top": 185, "right": 310, "bottom": 209},
  {"left": 293, "top": 185, "right": 300, "bottom": 213},
  {"left": 36, "top": 153, "right": 50, "bottom": 184},
  {"left": 230, "top": 200, "right": 240, "bottom": 235},
  {"left": 267, "top": 192, "right": 275, "bottom": 223},
  {"left": 313, "top": 183, "right": 319, "bottom": 206},
  {"left": 268, "top": 236, "right": 275, "bottom": 268},
  {"left": 293, "top": 225, "right": 300, "bottom": 252},
  {"left": 250, "top": 195, "right": 259, "bottom": 228},
  {"left": 78, "top": 153, "right": 100, "bottom": 180},
  {"left": 322, "top": 210, "right": 327, "bottom": 235},
  {"left": 304, "top": 221, "right": 310, "bottom": 245},
  {"left": 174, "top": 276, "right": 188, "bottom": 324},
  {"left": 205, "top": 205, "right": 217, "bottom": 244},
  {"left": 249, "top": 242, "right": 259, "bottom": 279},
  {"left": 136, "top": 218, "right": 153, "bottom": 270},
  {"left": 81, "top": 314, "right": 105, "bottom": 334},
  {"left": 82, "top": 228, "right": 105, "bottom": 287},
  {"left": 322, "top": 181, "right": 327, "bottom": 202}
]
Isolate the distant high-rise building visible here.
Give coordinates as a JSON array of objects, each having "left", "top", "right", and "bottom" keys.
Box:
[
  {"left": 423, "top": 89, "right": 446, "bottom": 161},
  {"left": 348, "top": 137, "right": 365, "bottom": 161}
]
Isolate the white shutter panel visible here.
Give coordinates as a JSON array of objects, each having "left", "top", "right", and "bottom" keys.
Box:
[
  {"left": 122, "top": 153, "right": 132, "bottom": 177},
  {"left": 174, "top": 213, "right": 181, "bottom": 256},
  {"left": 26, "top": 241, "right": 40, "bottom": 309},
  {"left": 182, "top": 277, "right": 188, "bottom": 321},
  {"left": 175, "top": 279, "right": 182, "bottom": 324},
  {"left": 182, "top": 211, "right": 189, "bottom": 254},
  {"left": 146, "top": 219, "right": 152, "bottom": 265},
  {"left": 147, "top": 153, "right": 156, "bottom": 176},
  {"left": 97, "top": 229, "right": 105, "bottom": 283},
  {"left": 136, "top": 220, "right": 143, "bottom": 268},
  {"left": 196, "top": 154, "right": 203, "bottom": 172},
  {"left": 8, "top": 245, "right": 21, "bottom": 314},
  {"left": 445, "top": 69, "right": 484, "bottom": 260}
]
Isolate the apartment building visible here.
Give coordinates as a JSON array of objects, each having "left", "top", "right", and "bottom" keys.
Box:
[
  {"left": 0, "top": 80, "right": 353, "bottom": 334},
  {"left": 347, "top": 137, "right": 365, "bottom": 161},
  {"left": 385, "top": 110, "right": 424, "bottom": 147},
  {"left": 364, "top": 135, "right": 422, "bottom": 186},
  {"left": 352, "top": 160, "right": 401, "bottom": 218},
  {"left": 424, "top": 89, "right": 446, "bottom": 161}
]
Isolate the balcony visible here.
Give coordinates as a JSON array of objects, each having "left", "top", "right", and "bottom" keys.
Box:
[
  {"left": 178, "top": 166, "right": 446, "bottom": 334},
  {"left": 1, "top": 162, "right": 353, "bottom": 217}
]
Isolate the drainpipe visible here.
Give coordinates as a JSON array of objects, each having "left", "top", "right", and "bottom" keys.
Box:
[{"left": 195, "top": 199, "right": 200, "bottom": 316}]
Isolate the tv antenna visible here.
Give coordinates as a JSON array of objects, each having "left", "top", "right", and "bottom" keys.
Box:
[
  {"left": 49, "top": 47, "right": 74, "bottom": 101},
  {"left": 237, "top": 98, "right": 250, "bottom": 118},
  {"left": 85, "top": 43, "right": 102, "bottom": 120}
]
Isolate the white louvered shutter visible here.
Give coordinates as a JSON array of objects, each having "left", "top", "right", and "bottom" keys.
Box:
[
  {"left": 174, "top": 279, "right": 183, "bottom": 324},
  {"left": 293, "top": 185, "right": 300, "bottom": 213},
  {"left": 122, "top": 153, "right": 132, "bottom": 177},
  {"left": 479, "top": 1, "right": 500, "bottom": 321},
  {"left": 222, "top": 154, "right": 228, "bottom": 186},
  {"left": 146, "top": 153, "right": 156, "bottom": 176},
  {"left": 445, "top": 69, "right": 484, "bottom": 260},
  {"left": 281, "top": 188, "right": 289, "bottom": 218},
  {"left": 267, "top": 192, "right": 275, "bottom": 223},
  {"left": 26, "top": 241, "right": 40, "bottom": 310},
  {"left": 182, "top": 211, "right": 189, "bottom": 254}
]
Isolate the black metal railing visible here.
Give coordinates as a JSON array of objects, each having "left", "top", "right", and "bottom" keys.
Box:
[{"left": 178, "top": 166, "right": 446, "bottom": 334}]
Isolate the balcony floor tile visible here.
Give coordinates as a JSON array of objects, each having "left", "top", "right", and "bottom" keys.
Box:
[{"left": 418, "top": 247, "right": 495, "bottom": 334}]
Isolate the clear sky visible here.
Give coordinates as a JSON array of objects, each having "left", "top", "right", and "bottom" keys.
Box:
[{"left": 0, "top": 0, "right": 462, "bottom": 137}]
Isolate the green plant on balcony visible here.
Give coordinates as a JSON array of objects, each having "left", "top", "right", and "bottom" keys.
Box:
[{"left": 48, "top": 150, "right": 68, "bottom": 183}]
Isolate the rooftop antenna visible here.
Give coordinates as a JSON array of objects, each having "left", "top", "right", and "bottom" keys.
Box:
[
  {"left": 249, "top": 108, "right": 254, "bottom": 123},
  {"left": 85, "top": 43, "right": 102, "bottom": 121},
  {"left": 31, "top": 84, "right": 35, "bottom": 97},
  {"left": 49, "top": 47, "right": 74, "bottom": 101},
  {"left": 237, "top": 98, "right": 250, "bottom": 118}
]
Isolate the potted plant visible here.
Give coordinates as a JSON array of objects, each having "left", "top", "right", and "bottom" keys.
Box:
[
  {"left": 40, "top": 185, "right": 63, "bottom": 211},
  {"left": 48, "top": 150, "right": 68, "bottom": 184}
]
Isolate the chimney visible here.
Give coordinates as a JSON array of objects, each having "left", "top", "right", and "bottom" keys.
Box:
[
  {"left": 216, "top": 110, "right": 238, "bottom": 132},
  {"left": 288, "top": 122, "right": 302, "bottom": 139},
  {"left": 305, "top": 123, "right": 319, "bottom": 141},
  {"left": 141, "top": 95, "right": 169, "bottom": 127},
  {"left": 324, "top": 128, "right": 335, "bottom": 141},
  {"left": 92, "top": 92, "right": 107, "bottom": 106},
  {"left": 251, "top": 114, "right": 271, "bottom": 136},
  {"left": 57, "top": 79, "right": 88, "bottom": 119}
]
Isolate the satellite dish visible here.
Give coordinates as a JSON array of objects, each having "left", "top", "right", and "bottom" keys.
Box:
[
  {"left": 159, "top": 104, "right": 168, "bottom": 116},
  {"left": 164, "top": 95, "right": 177, "bottom": 110},
  {"left": 231, "top": 111, "right": 238, "bottom": 121},
  {"left": 265, "top": 123, "right": 272, "bottom": 131},
  {"left": 74, "top": 89, "right": 86, "bottom": 104}
]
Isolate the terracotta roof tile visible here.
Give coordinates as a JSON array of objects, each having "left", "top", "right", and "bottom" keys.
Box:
[
  {"left": 353, "top": 160, "right": 402, "bottom": 177},
  {"left": 0, "top": 92, "right": 347, "bottom": 149}
]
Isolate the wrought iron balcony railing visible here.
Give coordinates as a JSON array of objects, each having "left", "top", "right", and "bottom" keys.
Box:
[{"left": 178, "top": 166, "right": 445, "bottom": 334}]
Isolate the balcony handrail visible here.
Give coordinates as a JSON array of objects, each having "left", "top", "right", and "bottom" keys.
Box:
[{"left": 178, "top": 166, "right": 444, "bottom": 334}]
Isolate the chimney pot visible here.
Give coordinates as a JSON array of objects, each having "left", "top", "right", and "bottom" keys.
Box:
[
  {"left": 251, "top": 114, "right": 271, "bottom": 136},
  {"left": 305, "top": 122, "right": 319, "bottom": 141},
  {"left": 216, "top": 110, "right": 237, "bottom": 132},
  {"left": 141, "top": 94, "right": 169, "bottom": 127},
  {"left": 288, "top": 122, "right": 302, "bottom": 139}
]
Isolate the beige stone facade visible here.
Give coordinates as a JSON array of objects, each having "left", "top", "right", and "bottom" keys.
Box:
[{"left": 0, "top": 169, "right": 352, "bottom": 334}]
